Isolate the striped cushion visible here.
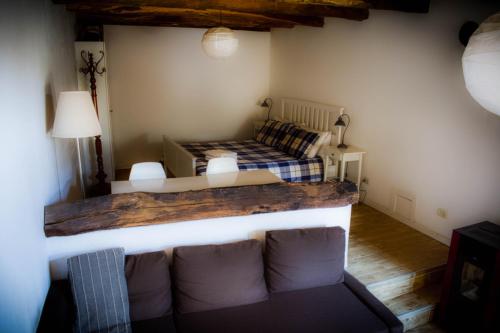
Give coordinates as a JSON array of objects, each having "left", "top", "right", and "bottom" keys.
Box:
[
  {"left": 278, "top": 127, "right": 320, "bottom": 159},
  {"left": 255, "top": 120, "right": 295, "bottom": 147},
  {"left": 68, "top": 248, "right": 131, "bottom": 333}
]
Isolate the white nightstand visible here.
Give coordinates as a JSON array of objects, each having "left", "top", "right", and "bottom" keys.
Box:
[{"left": 326, "top": 145, "right": 366, "bottom": 189}]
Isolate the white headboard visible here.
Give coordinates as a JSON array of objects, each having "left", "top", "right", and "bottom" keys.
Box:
[{"left": 281, "top": 98, "right": 344, "bottom": 133}]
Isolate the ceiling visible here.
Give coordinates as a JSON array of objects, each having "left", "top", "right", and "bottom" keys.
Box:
[{"left": 54, "top": 0, "right": 431, "bottom": 32}]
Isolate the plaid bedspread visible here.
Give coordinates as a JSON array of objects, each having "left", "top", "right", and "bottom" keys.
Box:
[{"left": 181, "top": 140, "right": 324, "bottom": 182}]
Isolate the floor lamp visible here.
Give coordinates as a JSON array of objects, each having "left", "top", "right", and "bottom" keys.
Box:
[{"left": 52, "top": 91, "right": 102, "bottom": 199}]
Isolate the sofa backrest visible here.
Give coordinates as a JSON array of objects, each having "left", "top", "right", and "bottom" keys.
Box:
[
  {"left": 40, "top": 226, "right": 346, "bottom": 330},
  {"left": 172, "top": 239, "right": 269, "bottom": 314},
  {"left": 264, "top": 227, "right": 345, "bottom": 292}
]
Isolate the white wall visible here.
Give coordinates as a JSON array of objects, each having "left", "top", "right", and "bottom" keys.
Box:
[
  {"left": 0, "top": 0, "right": 77, "bottom": 331},
  {"left": 47, "top": 206, "right": 352, "bottom": 279},
  {"left": 270, "top": 0, "right": 500, "bottom": 243},
  {"left": 105, "top": 26, "right": 271, "bottom": 169}
]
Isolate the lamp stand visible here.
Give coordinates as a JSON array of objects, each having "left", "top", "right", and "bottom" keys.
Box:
[
  {"left": 75, "top": 138, "right": 86, "bottom": 199},
  {"left": 336, "top": 114, "right": 350, "bottom": 149}
]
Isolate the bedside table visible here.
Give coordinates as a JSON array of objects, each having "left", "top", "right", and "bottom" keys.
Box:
[{"left": 329, "top": 145, "right": 366, "bottom": 189}]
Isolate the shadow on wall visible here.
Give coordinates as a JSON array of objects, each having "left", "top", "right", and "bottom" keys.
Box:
[
  {"left": 45, "top": 89, "right": 82, "bottom": 202},
  {"left": 116, "top": 133, "right": 162, "bottom": 169},
  {"left": 45, "top": 92, "right": 55, "bottom": 134},
  {"left": 116, "top": 112, "right": 260, "bottom": 170}
]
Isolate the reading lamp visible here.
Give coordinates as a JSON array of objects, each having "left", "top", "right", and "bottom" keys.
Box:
[
  {"left": 334, "top": 113, "right": 350, "bottom": 149},
  {"left": 260, "top": 98, "right": 273, "bottom": 121},
  {"left": 52, "top": 91, "right": 102, "bottom": 199}
]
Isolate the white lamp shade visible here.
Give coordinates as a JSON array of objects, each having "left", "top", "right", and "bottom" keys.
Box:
[
  {"left": 202, "top": 27, "right": 239, "bottom": 59},
  {"left": 52, "top": 91, "right": 102, "bottom": 138},
  {"left": 462, "top": 12, "right": 500, "bottom": 116}
]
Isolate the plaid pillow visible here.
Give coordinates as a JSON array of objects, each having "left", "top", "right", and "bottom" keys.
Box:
[
  {"left": 255, "top": 120, "right": 295, "bottom": 147},
  {"left": 278, "top": 127, "right": 320, "bottom": 159}
]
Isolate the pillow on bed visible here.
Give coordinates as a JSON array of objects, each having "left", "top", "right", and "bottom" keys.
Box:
[
  {"left": 277, "top": 126, "right": 320, "bottom": 159},
  {"left": 256, "top": 120, "right": 295, "bottom": 147},
  {"left": 298, "top": 127, "right": 332, "bottom": 158}
]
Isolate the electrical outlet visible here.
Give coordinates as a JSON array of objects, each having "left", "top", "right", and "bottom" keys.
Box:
[
  {"left": 362, "top": 178, "right": 369, "bottom": 185},
  {"left": 436, "top": 208, "right": 447, "bottom": 219}
]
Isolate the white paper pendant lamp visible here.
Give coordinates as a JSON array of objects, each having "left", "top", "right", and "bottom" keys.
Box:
[
  {"left": 202, "top": 27, "right": 239, "bottom": 59},
  {"left": 462, "top": 12, "right": 500, "bottom": 116}
]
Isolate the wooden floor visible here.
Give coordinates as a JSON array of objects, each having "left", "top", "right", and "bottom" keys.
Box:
[
  {"left": 348, "top": 204, "right": 449, "bottom": 332},
  {"left": 348, "top": 204, "right": 449, "bottom": 285}
]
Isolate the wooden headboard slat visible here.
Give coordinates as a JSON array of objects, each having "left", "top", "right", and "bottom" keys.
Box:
[{"left": 281, "top": 98, "right": 344, "bottom": 135}]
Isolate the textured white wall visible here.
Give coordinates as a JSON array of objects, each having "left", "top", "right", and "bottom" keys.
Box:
[
  {"left": 0, "top": 1, "right": 77, "bottom": 331},
  {"left": 104, "top": 26, "right": 271, "bottom": 169},
  {"left": 47, "top": 206, "right": 352, "bottom": 279},
  {"left": 270, "top": 0, "right": 500, "bottom": 243}
]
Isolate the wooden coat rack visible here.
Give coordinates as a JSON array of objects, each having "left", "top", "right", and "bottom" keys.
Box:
[{"left": 80, "top": 50, "right": 110, "bottom": 196}]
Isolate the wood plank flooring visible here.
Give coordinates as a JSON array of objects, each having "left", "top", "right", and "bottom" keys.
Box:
[
  {"left": 348, "top": 204, "right": 449, "bottom": 287},
  {"left": 348, "top": 204, "right": 449, "bottom": 332}
]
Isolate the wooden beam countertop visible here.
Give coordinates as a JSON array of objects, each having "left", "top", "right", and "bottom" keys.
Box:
[{"left": 44, "top": 180, "right": 359, "bottom": 237}]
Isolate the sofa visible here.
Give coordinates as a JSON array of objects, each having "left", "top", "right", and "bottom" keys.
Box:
[{"left": 38, "top": 227, "right": 403, "bottom": 333}]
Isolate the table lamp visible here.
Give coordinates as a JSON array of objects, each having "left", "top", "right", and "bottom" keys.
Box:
[
  {"left": 334, "top": 113, "right": 350, "bottom": 149},
  {"left": 52, "top": 91, "right": 102, "bottom": 199},
  {"left": 260, "top": 98, "right": 273, "bottom": 121}
]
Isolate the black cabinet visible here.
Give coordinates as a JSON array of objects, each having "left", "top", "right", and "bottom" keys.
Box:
[{"left": 439, "top": 222, "right": 500, "bottom": 332}]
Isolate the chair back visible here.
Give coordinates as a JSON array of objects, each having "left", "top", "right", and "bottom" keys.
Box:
[
  {"left": 129, "top": 162, "right": 167, "bottom": 180},
  {"left": 206, "top": 157, "right": 239, "bottom": 175}
]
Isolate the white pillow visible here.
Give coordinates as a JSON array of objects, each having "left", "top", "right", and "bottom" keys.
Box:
[{"left": 299, "top": 126, "right": 332, "bottom": 158}]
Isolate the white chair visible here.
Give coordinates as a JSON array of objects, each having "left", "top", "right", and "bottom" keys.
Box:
[
  {"left": 206, "top": 157, "right": 239, "bottom": 175},
  {"left": 129, "top": 162, "right": 167, "bottom": 181}
]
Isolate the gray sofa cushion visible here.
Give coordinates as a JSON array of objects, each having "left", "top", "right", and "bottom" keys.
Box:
[
  {"left": 68, "top": 248, "right": 131, "bottom": 333},
  {"left": 172, "top": 239, "right": 268, "bottom": 314},
  {"left": 125, "top": 251, "right": 172, "bottom": 321},
  {"left": 265, "top": 227, "right": 345, "bottom": 293}
]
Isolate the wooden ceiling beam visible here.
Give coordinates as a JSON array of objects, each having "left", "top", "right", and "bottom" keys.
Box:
[
  {"left": 54, "top": 0, "right": 431, "bottom": 31},
  {"left": 77, "top": 15, "right": 272, "bottom": 32},
  {"left": 369, "top": 0, "right": 430, "bottom": 13},
  {"left": 71, "top": 8, "right": 323, "bottom": 31},
  {"left": 67, "top": 5, "right": 325, "bottom": 30},
  {"left": 56, "top": 0, "right": 370, "bottom": 21}
]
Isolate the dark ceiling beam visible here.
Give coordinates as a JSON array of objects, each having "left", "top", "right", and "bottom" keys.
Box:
[
  {"left": 67, "top": 5, "right": 325, "bottom": 30},
  {"left": 365, "top": 0, "right": 430, "bottom": 13},
  {"left": 76, "top": 16, "right": 271, "bottom": 32},
  {"left": 55, "top": 0, "right": 370, "bottom": 21}
]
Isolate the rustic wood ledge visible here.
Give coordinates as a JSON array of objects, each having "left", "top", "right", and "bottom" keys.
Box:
[{"left": 44, "top": 181, "right": 359, "bottom": 237}]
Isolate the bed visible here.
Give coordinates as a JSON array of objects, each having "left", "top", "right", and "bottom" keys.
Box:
[
  {"left": 163, "top": 98, "right": 345, "bottom": 181},
  {"left": 181, "top": 140, "right": 324, "bottom": 182}
]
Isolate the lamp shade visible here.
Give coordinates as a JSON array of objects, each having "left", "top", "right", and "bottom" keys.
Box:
[
  {"left": 462, "top": 12, "right": 500, "bottom": 116},
  {"left": 201, "top": 27, "right": 239, "bottom": 59},
  {"left": 52, "top": 91, "right": 102, "bottom": 138},
  {"left": 334, "top": 116, "right": 346, "bottom": 127}
]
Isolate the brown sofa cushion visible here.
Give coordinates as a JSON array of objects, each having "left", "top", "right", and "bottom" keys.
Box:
[
  {"left": 125, "top": 251, "right": 172, "bottom": 321},
  {"left": 175, "top": 282, "right": 392, "bottom": 333},
  {"left": 265, "top": 227, "right": 345, "bottom": 293},
  {"left": 172, "top": 239, "right": 269, "bottom": 314}
]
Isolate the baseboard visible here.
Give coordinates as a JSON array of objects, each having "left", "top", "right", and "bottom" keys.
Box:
[{"left": 364, "top": 199, "right": 451, "bottom": 246}]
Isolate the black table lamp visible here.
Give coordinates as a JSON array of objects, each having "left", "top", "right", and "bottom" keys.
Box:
[
  {"left": 335, "top": 113, "right": 350, "bottom": 149},
  {"left": 260, "top": 98, "right": 273, "bottom": 121}
]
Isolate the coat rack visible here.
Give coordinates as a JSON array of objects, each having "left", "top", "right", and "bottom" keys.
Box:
[{"left": 79, "top": 50, "right": 110, "bottom": 196}]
